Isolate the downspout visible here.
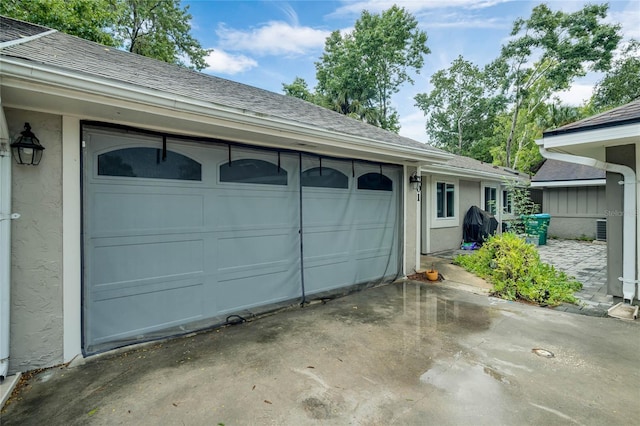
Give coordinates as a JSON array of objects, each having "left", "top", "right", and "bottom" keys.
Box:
[
  {"left": 0, "top": 101, "right": 18, "bottom": 379},
  {"left": 538, "top": 145, "right": 637, "bottom": 304}
]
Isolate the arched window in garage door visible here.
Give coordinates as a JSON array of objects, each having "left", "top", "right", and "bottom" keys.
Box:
[
  {"left": 357, "top": 172, "right": 392, "bottom": 191},
  {"left": 98, "top": 147, "right": 202, "bottom": 181},
  {"left": 301, "top": 167, "right": 349, "bottom": 188},
  {"left": 220, "top": 158, "right": 288, "bottom": 185}
]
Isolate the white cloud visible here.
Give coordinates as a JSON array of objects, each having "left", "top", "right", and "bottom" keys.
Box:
[
  {"left": 609, "top": 3, "right": 640, "bottom": 40},
  {"left": 330, "top": 0, "right": 511, "bottom": 17},
  {"left": 216, "top": 22, "right": 330, "bottom": 56},
  {"left": 204, "top": 49, "right": 258, "bottom": 75},
  {"left": 425, "top": 16, "right": 508, "bottom": 29},
  {"left": 399, "top": 110, "right": 430, "bottom": 143},
  {"left": 553, "top": 83, "right": 594, "bottom": 106}
]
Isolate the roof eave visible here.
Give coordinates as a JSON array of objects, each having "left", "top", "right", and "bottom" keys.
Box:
[
  {"left": 421, "top": 164, "right": 528, "bottom": 182},
  {"left": 0, "top": 57, "right": 452, "bottom": 164}
]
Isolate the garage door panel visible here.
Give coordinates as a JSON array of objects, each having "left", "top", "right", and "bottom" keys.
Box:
[
  {"left": 92, "top": 239, "right": 204, "bottom": 285},
  {"left": 217, "top": 233, "right": 296, "bottom": 270},
  {"left": 90, "top": 282, "right": 205, "bottom": 344},
  {"left": 214, "top": 272, "right": 302, "bottom": 313},
  {"left": 303, "top": 230, "right": 351, "bottom": 261},
  {"left": 302, "top": 193, "right": 352, "bottom": 226},
  {"left": 92, "top": 276, "right": 205, "bottom": 301},
  {"left": 91, "top": 190, "right": 204, "bottom": 234},
  {"left": 214, "top": 192, "right": 298, "bottom": 230}
]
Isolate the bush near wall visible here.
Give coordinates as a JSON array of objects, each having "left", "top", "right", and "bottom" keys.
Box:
[{"left": 454, "top": 233, "right": 582, "bottom": 306}]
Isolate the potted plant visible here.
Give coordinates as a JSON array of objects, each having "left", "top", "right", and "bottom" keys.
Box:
[{"left": 425, "top": 264, "right": 438, "bottom": 281}]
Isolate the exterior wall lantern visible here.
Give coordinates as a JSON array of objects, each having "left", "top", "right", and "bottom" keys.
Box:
[
  {"left": 409, "top": 172, "right": 422, "bottom": 192},
  {"left": 409, "top": 172, "right": 422, "bottom": 201},
  {"left": 11, "top": 123, "right": 44, "bottom": 166}
]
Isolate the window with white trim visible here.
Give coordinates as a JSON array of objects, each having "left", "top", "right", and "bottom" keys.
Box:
[
  {"left": 436, "top": 181, "right": 455, "bottom": 218},
  {"left": 502, "top": 189, "right": 513, "bottom": 214},
  {"left": 483, "top": 186, "right": 498, "bottom": 214}
]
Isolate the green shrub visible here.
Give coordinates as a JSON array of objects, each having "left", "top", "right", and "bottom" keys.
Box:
[{"left": 454, "top": 233, "right": 582, "bottom": 306}]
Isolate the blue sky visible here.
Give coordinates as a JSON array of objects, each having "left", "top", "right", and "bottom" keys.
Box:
[{"left": 184, "top": 0, "right": 640, "bottom": 143}]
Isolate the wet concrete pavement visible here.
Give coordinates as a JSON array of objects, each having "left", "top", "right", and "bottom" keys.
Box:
[{"left": 2, "top": 281, "right": 639, "bottom": 425}]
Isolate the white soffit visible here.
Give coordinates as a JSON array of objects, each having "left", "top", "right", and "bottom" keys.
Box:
[{"left": 530, "top": 179, "right": 606, "bottom": 188}]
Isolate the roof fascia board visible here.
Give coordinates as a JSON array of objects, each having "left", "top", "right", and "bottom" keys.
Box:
[
  {"left": 538, "top": 123, "right": 640, "bottom": 149},
  {"left": 0, "top": 58, "right": 452, "bottom": 164},
  {"left": 531, "top": 179, "right": 606, "bottom": 188},
  {"left": 422, "top": 164, "right": 525, "bottom": 182}
]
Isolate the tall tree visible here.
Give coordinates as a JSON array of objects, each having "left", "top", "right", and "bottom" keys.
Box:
[
  {"left": 497, "top": 3, "right": 621, "bottom": 167},
  {"left": 591, "top": 39, "right": 640, "bottom": 111},
  {"left": 282, "top": 77, "right": 314, "bottom": 102},
  {"left": 0, "top": 0, "right": 210, "bottom": 70},
  {"left": 0, "top": 0, "right": 118, "bottom": 46},
  {"left": 315, "top": 6, "right": 430, "bottom": 132},
  {"left": 414, "top": 56, "right": 505, "bottom": 156},
  {"left": 115, "top": 0, "right": 210, "bottom": 70}
]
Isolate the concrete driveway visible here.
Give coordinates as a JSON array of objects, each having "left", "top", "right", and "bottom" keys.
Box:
[{"left": 2, "top": 281, "right": 639, "bottom": 425}]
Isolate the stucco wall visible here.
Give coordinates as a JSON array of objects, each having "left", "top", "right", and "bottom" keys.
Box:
[
  {"left": 429, "top": 180, "right": 480, "bottom": 253},
  {"left": 606, "top": 144, "right": 636, "bottom": 298},
  {"left": 542, "top": 186, "right": 606, "bottom": 239},
  {"left": 6, "top": 109, "right": 63, "bottom": 373}
]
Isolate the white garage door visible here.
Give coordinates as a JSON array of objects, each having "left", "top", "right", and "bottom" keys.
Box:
[{"left": 83, "top": 125, "right": 401, "bottom": 354}]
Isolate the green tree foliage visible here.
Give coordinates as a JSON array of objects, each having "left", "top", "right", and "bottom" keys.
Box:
[
  {"left": 414, "top": 56, "right": 505, "bottom": 156},
  {"left": 0, "top": 0, "right": 209, "bottom": 70},
  {"left": 308, "top": 5, "right": 430, "bottom": 132},
  {"left": 115, "top": 0, "right": 210, "bottom": 70},
  {"left": 591, "top": 40, "right": 640, "bottom": 111},
  {"left": 282, "top": 77, "right": 315, "bottom": 102},
  {"left": 0, "top": 0, "right": 118, "bottom": 46},
  {"left": 496, "top": 3, "right": 621, "bottom": 168}
]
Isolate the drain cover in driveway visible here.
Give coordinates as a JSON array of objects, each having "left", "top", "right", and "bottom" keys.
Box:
[{"left": 607, "top": 302, "right": 639, "bottom": 320}]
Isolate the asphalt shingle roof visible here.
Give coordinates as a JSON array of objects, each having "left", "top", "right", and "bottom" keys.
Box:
[
  {"left": 543, "top": 98, "right": 640, "bottom": 136},
  {"left": 444, "top": 155, "right": 527, "bottom": 181},
  {"left": 532, "top": 159, "right": 605, "bottom": 182},
  {"left": 0, "top": 16, "right": 443, "bottom": 155}
]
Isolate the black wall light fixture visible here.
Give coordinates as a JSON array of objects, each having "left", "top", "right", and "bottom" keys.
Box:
[
  {"left": 11, "top": 123, "right": 45, "bottom": 166},
  {"left": 409, "top": 172, "right": 422, "bottom": 191}
]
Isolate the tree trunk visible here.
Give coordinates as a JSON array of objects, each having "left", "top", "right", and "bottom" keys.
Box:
[
  {"left": 505, "top": 102, "right": 519, "bottom": 168},
  {"left": 457, "top": 118, "right": 463, "bottom": 154}
]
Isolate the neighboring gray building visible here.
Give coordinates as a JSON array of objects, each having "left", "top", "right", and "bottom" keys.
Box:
[
  {"left": 537, "top": 99, "right": 640, "bottom": 302},
  {"left": 531, "top": 159, "right": 606, "bottom": 240}
]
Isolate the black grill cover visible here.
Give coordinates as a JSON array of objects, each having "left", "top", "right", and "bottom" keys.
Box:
[{"left": 463, "top": 205, "right": 498, "bottom": 244}]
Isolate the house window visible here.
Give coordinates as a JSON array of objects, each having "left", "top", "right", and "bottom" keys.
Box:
[
  {"left": 436, "top": 182, "right": 455, "bottom": 218},
  {"left": 484, "top": 186, "right": 497, "bottom": 214},
  {"left": 220, "top": 159, "right": 287, "bottom": 185},
  {"left": 302, "top": 167, "right": 348, "bottom": 188},
  {"left": 98, "top": 147, "right": 202, "bottom": 180},
  {"left": 357, "top": 173, "right": 392, "bottom": 191},
  {"left": 502, "top": 190, "right": 513, "bottom": 214}
]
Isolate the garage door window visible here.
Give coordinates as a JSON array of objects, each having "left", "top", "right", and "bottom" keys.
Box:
[
  {"left": 302, "top": 167, "right": 348, "bottom": 188},
  {"left": 98, "top": 147, "right": 202, "bottom": 181},
  {"left": 220, "top": 159, "right": 287, "bottom": 185},
  {"left": 357, "top": 173, "right": 392, "bottom": 191}
]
